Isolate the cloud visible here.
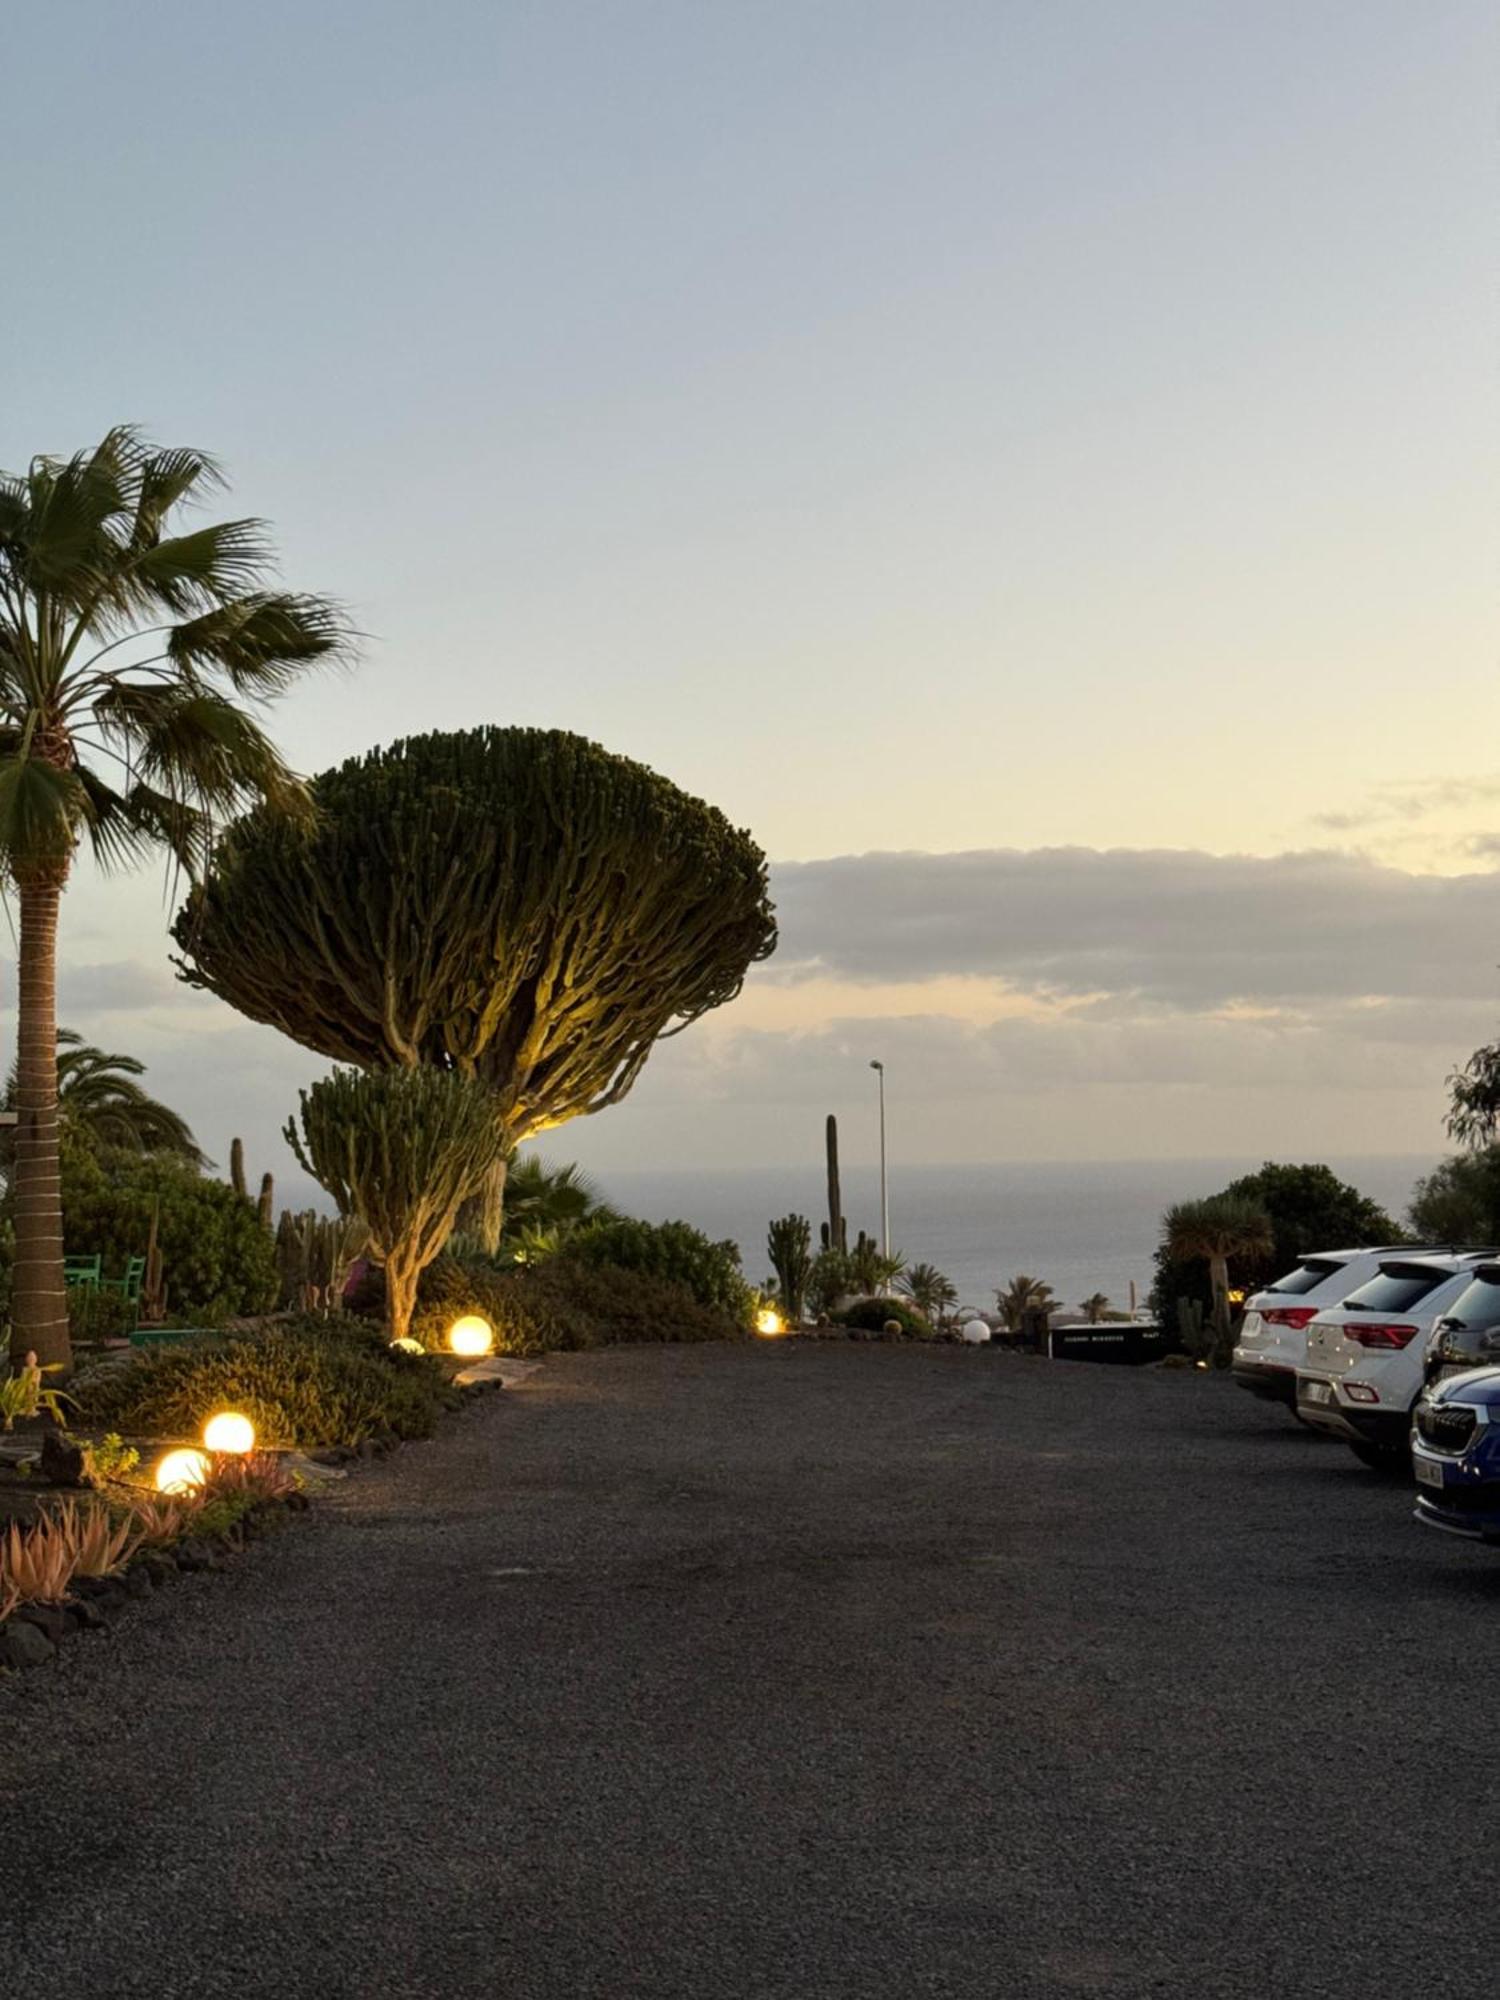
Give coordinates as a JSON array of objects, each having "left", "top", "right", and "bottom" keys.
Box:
[
  {"left": 765, "top": 846, "right": 1500, "bottom": 1008},
  {"left": 1309, "top": 774, "right": 1500, "bottom": 834}
]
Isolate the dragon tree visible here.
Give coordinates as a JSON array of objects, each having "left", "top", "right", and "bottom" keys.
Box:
[
  {"left": 0, "top": 428, "right": 350, "bottom": 1369},
  {"left": 175, "top": 726, "right": 777, "bottom": 1244}
]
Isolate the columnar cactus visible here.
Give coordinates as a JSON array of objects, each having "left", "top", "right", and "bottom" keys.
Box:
[{"left": 766, "top": 1213, "right": 813, "bottom": 1324}]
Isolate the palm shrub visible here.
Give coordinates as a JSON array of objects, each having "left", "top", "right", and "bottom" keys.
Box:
[
  {"left": 899, "top": 1261, "right": 958, "bottom": 1327},
  {"left": 995, "top": 1274, "right": 1059, "bottom": 1333},
  {"left": 0, "top": 428, "right": 349, "bottom": 1368},
  {"left": 173, "top": 727, "right": 777, "bottom": 1249},
  {"left": 766, "top": 1213, "right": 813, "bottom": 1323},
  {"left": 1163, "top": 1195, "right": 1274, "bottom": 1366},
  {"left": 284, "top": 1067, "right": 502, "bottom": 1345}
]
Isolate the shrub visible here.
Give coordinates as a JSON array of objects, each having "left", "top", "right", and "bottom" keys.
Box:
[
  {"left": 71, "top": 1315, "right": 451, "bottom": 1449},
  {"left": 59, "top": 1142, "right": 277, "bottom": 1323},
  {"left": 67, "top": 1286, "right": 136, "bottom": 1346},
  {"left": 404, "top": 1252, "right": 744, "bottom": 1354},
  {"left": 832, "top": 1296, "right": 935, "bottom": 1340},
  {"left": 566, "top": 1217, "right": 754, "bottom": 1323}
]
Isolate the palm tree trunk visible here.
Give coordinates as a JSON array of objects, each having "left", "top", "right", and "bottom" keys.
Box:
[{"left": 11, "top": 869, "right": 69, "bottom": 1371}]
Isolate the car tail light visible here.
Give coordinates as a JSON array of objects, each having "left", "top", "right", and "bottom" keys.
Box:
[
  {"left": 1342, "top": 1322, "right": 1419, "bottom": 1349},
  {"left": 1344, "top": 1383, "right": 1380, "bottom": 1403},
  {"left": 1263, "top": 1307, "right": 1318, "bottom": 1330}
]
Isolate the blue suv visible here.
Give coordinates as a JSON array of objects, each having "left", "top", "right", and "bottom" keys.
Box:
[{"left": 1412, "top": 1262, "right": 1500, "bottom": 1541}]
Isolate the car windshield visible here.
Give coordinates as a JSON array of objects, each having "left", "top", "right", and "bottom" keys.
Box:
[
  {"left": 1342, "top": 1265, "right": 1449, "bottom": 1315},
  {"left": 1266, "top": 1259, "right": 1341, "bottom": 1297}
]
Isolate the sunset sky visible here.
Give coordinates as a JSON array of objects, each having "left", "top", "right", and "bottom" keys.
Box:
[{"left": 5, "top": 1, "right": 1497, "bottom": 1186}]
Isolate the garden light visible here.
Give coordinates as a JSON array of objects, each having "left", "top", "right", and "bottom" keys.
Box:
[
  {"left": 203, "top": 1411, "right": 255, "bottom": 1455},
  {"left": 449, "top": 1314, "right": 494, "bottom": 1358},
  {"left": 155, "top": 1448, "right": 210, "bottom": 1495},
  {"left": 755, "top": 1307, "right": 786, "bottom": 1337},
  {"left": 391, "top": 1336, "right": 425, "bottom": 1355}
]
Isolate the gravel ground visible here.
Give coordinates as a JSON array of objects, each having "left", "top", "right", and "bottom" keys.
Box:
[{"left": 3, "top": 1342, "right": 1496, "bottom": 1999}]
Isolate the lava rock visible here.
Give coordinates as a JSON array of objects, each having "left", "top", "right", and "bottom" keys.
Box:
[
  {"left": 67, "top": 1596, "right": 107, "bottom": 1631},
  {"left": 0, "top": 1618, "right": 55, "bottom": 1668},
  {"left": 13, "top": 1602, "right": 69, "bottom": 1643},
  {"left": 285, "top": 1490, "right": 311, "bottom": 1513},
  {"left": 72, "top": 1574, "right": 129, "bottom": 1611},
  {"left": 38, "top": 1432, "right": 90, "bottom": 1487},
  {"left": 123, "top": 1563, "right": 154, "bottom": 1597},
  {"left": 173, "top": 1538, "right": 218, "bottom": 1573},
  {"left": 141, "top": 1551, "right": 177, "bottom": 1588}
]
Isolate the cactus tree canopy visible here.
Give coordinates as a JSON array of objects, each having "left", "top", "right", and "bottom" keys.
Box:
[{"left": 172, "top": 727, "right": 778, "bottom": 1143}]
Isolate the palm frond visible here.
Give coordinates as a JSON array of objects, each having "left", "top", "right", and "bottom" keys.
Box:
[
  {"left": 0, "top": 755, "right": 88, "bottom": 870},
  {"left": 165, "top": 591, "right": 352, "bottom": 691}
]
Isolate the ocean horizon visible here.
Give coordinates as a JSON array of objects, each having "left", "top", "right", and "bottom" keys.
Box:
[{"left": 581, "top": 1155, "right": 1439, "bottom": 1317}]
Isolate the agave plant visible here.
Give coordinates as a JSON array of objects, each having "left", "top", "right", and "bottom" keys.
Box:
[
  {"left": 0, "top": 1360, "right": 75, "bottom": 1431},
  {"left": 125, "top": 1495, "right": 197, "bottom": 1548},
  {"left": 1, "top": 1515, "right": 81, "bottom": 1604},
  {"left": 51, "top": 1498, "right": 141, "bottom": 1578},
  {"left": 203, "top": 1450, "right": 297, "bottom": 1504}
]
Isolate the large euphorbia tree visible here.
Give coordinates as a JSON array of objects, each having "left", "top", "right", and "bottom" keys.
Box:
[
  {"left": 0, "top": 429, "right": 349, "bottom": 1368},
  {"left": 173, "top": 726, "right": 778, "bottom": 1247},
  {"left": 285, "top": 1065, "right": 501, "bottom": 1344}
]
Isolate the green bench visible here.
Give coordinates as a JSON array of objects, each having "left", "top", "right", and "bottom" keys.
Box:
[{"left": 127, "top": 1326, "right": 216, "bottom": 1350}]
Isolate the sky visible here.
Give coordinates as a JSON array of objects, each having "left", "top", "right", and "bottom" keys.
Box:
[{"left": 3, "top": 0, "right": 1497, "bottom": 1195}]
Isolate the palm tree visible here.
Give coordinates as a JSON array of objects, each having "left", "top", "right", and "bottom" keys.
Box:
[
  {"left": 0, "top": 429, "right": 349, "bottom": 1367},
  {"left": 995, "top": 1273, "right": 1058, "bottom": 1333},
  {"left": 1080, "top": 1291, "right": 1111, "bottom": 1324},
  {"left": 899, "top": 1261, "right": 958, "bottom": 1328},
  {"left": 2, "top": 1028, "right": 204, "bottom": 1171},
  {"left": 1163, "top": 1195, "right": 1273, "bottom": 1364},
  {"left": 502, "top": 1156, "right": 616, "bottom": 1243}
]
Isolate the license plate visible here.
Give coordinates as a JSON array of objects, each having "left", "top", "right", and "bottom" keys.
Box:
[
  {"left": 1241, "top": 1311, "right": 1262, "bottom": 1335},
  {"left": 1414, "top": 1455, "right": 1446, "bottom": 1490},
  {"left": 1301, "top": 1381, "right": 1332, "bottom": 1405}
]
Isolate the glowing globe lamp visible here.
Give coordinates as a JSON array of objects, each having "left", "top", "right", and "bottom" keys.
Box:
[
  {"left": 391, "top": 1336, "right": 426, "bottom": 1355},
  {"left": 961, "top": 1318, "right": 992, "bottom": 1345},
  {"left": 156, "top": 1448, "right": 210, "bottom": 1495},
  {"left": 449, "top": 1314, "right": 494, "bottom": 1359},
  {"left": 755, "top": 1307, "right": 786, "bottom": 1337},
  {"left": 203, "top": 1411, "right": 255, "bottom": 1456}
]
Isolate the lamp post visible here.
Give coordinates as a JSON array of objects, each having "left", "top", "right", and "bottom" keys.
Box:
[{"left": 869, "top": 1059, "right": 889, "bottom": 1257}]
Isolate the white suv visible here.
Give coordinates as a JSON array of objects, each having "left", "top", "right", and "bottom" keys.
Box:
[
  {"left": 1232, "top": 1247, "right": 1414, "bottom": 1412},
  {"left": 1295, "top": 1251, "right": 1496, "bottom": 1466}
]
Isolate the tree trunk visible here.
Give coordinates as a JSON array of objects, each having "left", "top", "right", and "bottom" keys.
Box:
[
  {"left": 1209, "top": 1252, "right": 1231, "bottom": 1366},
  {"left": 11, "top": 871, "right": 70, "bottom": 1371},
  {"left": 384, "top": 1251, "right": 420, "bottom": 1346},
  {"left": 470, "top": 1152, "right": 509, "bottom": 1257}
]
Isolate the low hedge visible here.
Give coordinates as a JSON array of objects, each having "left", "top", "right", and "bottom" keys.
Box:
[
  {"left": 831, "top": 1296, "right": 936, "bottom": 1340},
  {"left": 71, "top": 1315, "right": 455, "bottom": 1449},
  {"left": 566, "top": 1217, "right": 754, "bottom": 1324},
  {"left": 407, "top": 1253, "right": 746, "bottom": 1355}
]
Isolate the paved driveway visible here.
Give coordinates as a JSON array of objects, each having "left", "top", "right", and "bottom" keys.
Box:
[{"left": 4, "top": 1343, "right": 1495, "bottom": 1998}]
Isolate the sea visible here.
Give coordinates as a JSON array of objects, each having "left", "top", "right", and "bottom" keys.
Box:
[{"left": 588, "top": 1157, "right": 1436, "bottom": 1319}]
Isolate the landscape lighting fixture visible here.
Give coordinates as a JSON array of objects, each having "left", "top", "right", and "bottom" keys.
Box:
[
  {"left": 155, "top": 1448, "right": 210, "bottom": 1495},
  {"left": 449, "top": 1314, "right": 494, "bottom": 1358},
  {"left": 755, "top": 1307, "right": 786, "bottom": 1337},
  {"left": 202, "top": 1411, "right": 255, "bottom": 1456}
]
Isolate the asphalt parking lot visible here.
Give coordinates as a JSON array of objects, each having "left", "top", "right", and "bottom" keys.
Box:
[{"left": 3, "top": 1342, "right": 1494, "bottom": 1999}]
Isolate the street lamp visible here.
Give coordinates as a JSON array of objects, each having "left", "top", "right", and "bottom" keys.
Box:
[{"left": 869, "top": 1059, "right": 889, "bottom": 1257}]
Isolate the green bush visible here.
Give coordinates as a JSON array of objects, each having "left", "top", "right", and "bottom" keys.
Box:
[
  {"left": 832, "top": 1296, "right": 935, "bottom": 1339},
  {"left": 566, "top": 1217, "right": 753, "bottom": 1323},
  {"left": 71, "top": 1315, "right": 452, "bottom": 1448},
  {"left": 59, "top": 1143, "right": 277, "bottom": 1322},
  {"left": 67, "top": 1286, "right": 136, "bottom": 1345},
  {"left": 405, "top": 1252, "right": 745, "bottom": 1354}
]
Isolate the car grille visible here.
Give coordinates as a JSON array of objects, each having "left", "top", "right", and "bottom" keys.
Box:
[{"left": 1415, "top": 1404, "right": 1478, "bottom": 1454}]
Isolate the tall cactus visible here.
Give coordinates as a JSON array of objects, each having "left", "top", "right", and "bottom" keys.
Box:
[
  {"left": 284, "top": 1066, "right": 502, "bottom": 1342},
  {"left": 826, "top": 1114, "right": 846, "bottom": 1254},
  {"left": 275, "top": 1207, "right": 367, "bottom": 1313},
  {"left": 141, "top": 1196, "right": 167, "bottom": 1325},
  {"left": 229, "top": 1135, "right": 247, "bottom": 1199},
  {"left": 766, "top": 1213, "right": 813, "bottom": 1325},
  {"left": 257, "top": 1171, "right": 275, "bottom": 1232}
]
